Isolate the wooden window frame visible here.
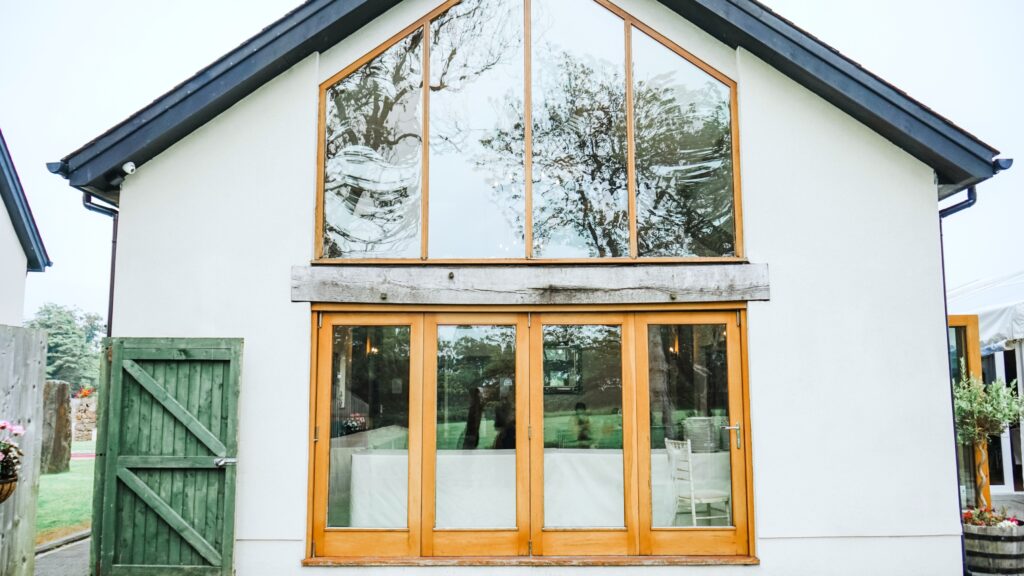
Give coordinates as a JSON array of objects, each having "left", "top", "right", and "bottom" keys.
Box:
[
  {"left": 311, "top": 313, "right": 425, "bottom": 558},
  {"left": 307, "top": 306, "right": 756, "bottom": 565},
  {"left": 314, "top": 0, "right": 744, "bottom": 265}
]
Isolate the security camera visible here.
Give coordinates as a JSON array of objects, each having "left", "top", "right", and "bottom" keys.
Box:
[{"left": 122, "top": 161, "right": 136, "bottom": 175}]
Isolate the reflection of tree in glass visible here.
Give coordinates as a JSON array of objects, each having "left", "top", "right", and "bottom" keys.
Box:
[
  {"left": 481, "top": 56, "right": 629, "bottom": 257},
  {"left": 478, "top": 47, "right": 734, "bottom": 257},
  {"left": 324, "top": 0, "right": 522, "bottom": 258},
  {"left": 324, "top": 31, "right": 423, "bottom": 258},
  {"left": 635, "top": 74, "right": 733, "bottom": 257}
]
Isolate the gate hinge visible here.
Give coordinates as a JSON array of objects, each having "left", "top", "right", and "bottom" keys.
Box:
[
  {"left": 528, "top": 425, "right": 532, "bottom": 440},
  {"left": 528, "top": 313, "right": 532, "bottom": 328},
  {"left": 317, "top": 312, "right": 323, "bottom": 328},
  {"left": 312, "top": 540, "right": 317, "bottom": 557},
  {"left": 314, "top": 425, "right": 319, "bottom": 443},
  {"left": 736, "top": 310, "right": 741, "bottom": 326},
  {"left": 107, "top": 346, "right": 113, "bottom": 362},
  {"left": 528, "top": 540, "right": 533, "bottom": 556}
]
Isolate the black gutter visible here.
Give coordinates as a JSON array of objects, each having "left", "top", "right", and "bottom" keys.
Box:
[
  {"left": 81, "top": 193, "right": 118, "bottom": 338},
  {"left": 939, "top": 187, "right": 977, "bottom": 219}
]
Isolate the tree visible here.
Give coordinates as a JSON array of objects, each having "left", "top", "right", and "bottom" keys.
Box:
[{"left": 26, "top": 303, "right": 105, "bottom": 394}]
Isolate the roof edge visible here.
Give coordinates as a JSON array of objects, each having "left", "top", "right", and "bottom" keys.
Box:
[
  {"left": 0, "top": 129, "right": 51, "bottom": 272},
  {"left": 51, "top": 0, "right": 1004, "bottom": 199}
]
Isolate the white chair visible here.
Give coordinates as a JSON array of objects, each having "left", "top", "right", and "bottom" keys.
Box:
[{"left": 664, "top": 438, "right": 731, "bottom": 527}]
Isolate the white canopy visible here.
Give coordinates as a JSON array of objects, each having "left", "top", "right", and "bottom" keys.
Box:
[{"left": 948, "top": 269, "right": 1024, "bottom": 349}]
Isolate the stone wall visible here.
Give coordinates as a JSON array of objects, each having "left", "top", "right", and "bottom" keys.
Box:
[{"left": 71, "top": 396, "right": 97, "bottom": 442}]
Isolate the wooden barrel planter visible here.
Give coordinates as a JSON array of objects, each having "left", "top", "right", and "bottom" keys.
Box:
[
  {"left": 965, "top": 523, "right": 1024, "bottom": 575},
  {"left": 0, "top": 476, "right": 16, "bottom": 504}
]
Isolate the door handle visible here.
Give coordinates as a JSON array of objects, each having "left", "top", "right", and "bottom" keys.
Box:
[
  {"left": 721, "top": 423, "right": 742, "bottom": 450},
  {"left": 214, "top": 457, "right": 237, "bottom": 468}
]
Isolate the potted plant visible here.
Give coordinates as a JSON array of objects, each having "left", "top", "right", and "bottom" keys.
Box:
[
  {"left": 0, "top": 419, "right": 25, "bottom": 504},
  {"left": 963, "top": 507, "right": 1024, "bottom": 575},
  {"left": 954, "top": 364, "right": 1024, "bottom": 574}
]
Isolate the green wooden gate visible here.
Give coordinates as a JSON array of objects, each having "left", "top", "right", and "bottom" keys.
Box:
[{"left": 92, "top": 338, "right": 243, "bottom": 576}]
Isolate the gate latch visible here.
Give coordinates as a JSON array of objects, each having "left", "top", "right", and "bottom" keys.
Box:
[{"left": 214, "top": 457, "right": 238, "bottom": 468}]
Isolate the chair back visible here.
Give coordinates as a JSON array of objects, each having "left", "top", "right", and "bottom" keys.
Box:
[{"left": 664, "top": 438, "right": 693, "bottom": 484}]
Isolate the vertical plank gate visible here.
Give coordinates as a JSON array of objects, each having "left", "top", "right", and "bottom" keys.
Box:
[{"left": 92, "top": 338, "right": 242, "bottom": 576}]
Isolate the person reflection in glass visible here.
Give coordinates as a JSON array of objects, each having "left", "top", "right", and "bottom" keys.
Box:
[
  {"left": 462, "top": 387, "right": 483, "bottom": 449},
  {"left": 573, "top": 401, "right": 592, "bottom": 448},
  {"left": 493, "top": 378, "right": 515, "bottom": 449}
]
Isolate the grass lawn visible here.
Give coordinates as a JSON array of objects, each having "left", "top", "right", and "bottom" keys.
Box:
[{"left": 35, "top": 445, "right": 95, "bottom": 545}]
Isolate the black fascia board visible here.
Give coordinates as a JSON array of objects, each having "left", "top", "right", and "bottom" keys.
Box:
[
  {"left": 53, "top": 0, "right": 1002, "bottom": 200},
  {"left": 58, "top": 0, "right": 400, "bottom": 192},
  {"left": 660, "top": 0, "right": 1000, "bottom": 197},
  {"left": 0, "top": 129, "right": 51, "bottom": 272}
]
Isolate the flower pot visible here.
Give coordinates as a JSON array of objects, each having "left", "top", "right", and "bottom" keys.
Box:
[
  {"left": 0, "top": 476, "right": 16, "bottom": 504},
  {"left": 964, "top": 523, "right": 1024, "bottom": 575}
]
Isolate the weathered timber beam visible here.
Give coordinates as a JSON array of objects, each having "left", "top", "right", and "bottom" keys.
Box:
[{"left": 291, "top": 264, "right": 769, "bottom": 305}]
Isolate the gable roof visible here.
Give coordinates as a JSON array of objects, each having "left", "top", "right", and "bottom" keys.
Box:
[
  {"left": 1, "top": 129, "right": 50, "bottom": 272},
  {"left": 48, "top": 0, "right": 1004, "bottom": 202}
]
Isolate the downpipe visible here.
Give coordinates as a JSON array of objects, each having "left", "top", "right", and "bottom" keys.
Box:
[{"left": 81, "top": 193, "right": 118, "bottom": 337}]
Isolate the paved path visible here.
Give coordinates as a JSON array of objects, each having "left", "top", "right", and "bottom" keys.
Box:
[{"left": 35, "top": 538, "right": 89, "bottom": 576}]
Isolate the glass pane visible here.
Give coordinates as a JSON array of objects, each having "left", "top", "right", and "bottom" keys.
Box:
[
  {"left": 531, "top": 0, "right": 629, "bottom": 258},
  {"left": 328, "top": 326, "right": 411, "bottom": 528},
  {"left": 542, "top": 324, "right": 624, "bottom": 528},
  {"left": 633, "top": 28, "right": 735, "bottom": 257},
  {"left": 648, "top": 324, "right": 733, "bottom": 527},
  {"left": 435, "top": 325, "right": 517, "bottom": 528},
  {"left": 323, "top": 30, "right": 423, "bottom": 258},
  {"left": 429, "top": 0, "right": 526, "bottom": 258},
  {"left": 949, "top": 326, "right": 967, "bottom": 378}
]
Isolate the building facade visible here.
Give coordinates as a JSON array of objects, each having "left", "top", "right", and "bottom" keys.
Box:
[{"left": 52, "top": 0, "right": 1007, "bottom": 574}]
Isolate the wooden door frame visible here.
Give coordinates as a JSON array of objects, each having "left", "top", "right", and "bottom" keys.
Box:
[
  {"left": 308, "top": 306, "right": 753, "bottom": 561},
  {"left": 528, "top": 312, "right": 640, "bottom": 556},
  {"left": 422, "top": 313, "right": 531, "bottom": 556},
  {"left": 634, "top": 312, "right": 750, "bottom": 556},
  {"left": 312, "top": 313, "right": 424, "bottom": 557}
]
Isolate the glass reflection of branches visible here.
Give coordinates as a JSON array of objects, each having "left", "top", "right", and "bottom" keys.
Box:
[
  {"left": 633, "top": 30, "right": 734, "bottom": 257},
  {"left": 322, "top": 0, "right": 737, "bottom": 260},
  {"left": 323, "top": 31, "right": 423, "bottom": 259}
]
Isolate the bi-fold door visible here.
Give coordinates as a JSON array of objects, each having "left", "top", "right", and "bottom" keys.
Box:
[{"left": 311, "top": 311, "right": 750, "bottom": 558}]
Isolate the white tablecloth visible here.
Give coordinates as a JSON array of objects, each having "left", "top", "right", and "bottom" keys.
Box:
[{"left": 344, "top": 448, "right": 731, "bottom": 528}]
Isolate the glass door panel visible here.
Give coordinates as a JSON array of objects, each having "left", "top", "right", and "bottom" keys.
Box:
[
  {"left": 435, "top": 324, "right": 517, "bottom": 528},
  {"left": 314, "top": 314, "right": 423, "bottom": 558},
  {"left": 541, "top": 324, "right": 625, "bottom": 528},
  {"left": 636, "top": 312, "right": 748, "bottom": 556},
  {"left": 647, "top": 324, "right": 731, "bottom": 528},
  {"left": 423, "top": 314, "right": 530, "bottom": 557},
  {"left": 530, "top": 314, "right": 637, "bottom": 556}
]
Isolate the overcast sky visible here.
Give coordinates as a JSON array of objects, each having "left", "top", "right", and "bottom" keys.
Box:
[{"left": 1, "top": 0, "right": 1020, "bottom": 323}]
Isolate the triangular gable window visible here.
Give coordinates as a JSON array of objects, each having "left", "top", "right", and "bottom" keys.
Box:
[{"left": 318, "top": 0, "right": 739, "bottom": 261}]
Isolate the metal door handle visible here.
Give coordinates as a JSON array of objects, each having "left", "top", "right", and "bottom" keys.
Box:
[
  {"left": 214, "top": 457, "right": 237, "bottom": 467},
  {"left": 721, "top": 423, "right": 742, "bottom": 449}
]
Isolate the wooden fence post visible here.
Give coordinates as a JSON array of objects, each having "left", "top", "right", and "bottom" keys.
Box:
[{"left": 0, "top": 325, "right": 47, "bottom": 576}]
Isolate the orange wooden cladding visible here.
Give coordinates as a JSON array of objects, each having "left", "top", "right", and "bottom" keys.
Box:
[
  {"left": 314, "top": 0, "right": 744, "bottom": 263},
  {"left": 308, "top": 308, "right": 754, "bottom": 562}
]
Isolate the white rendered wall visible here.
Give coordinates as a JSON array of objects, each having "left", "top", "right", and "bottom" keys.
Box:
[
  {"left": 111, "top": 0, "right": 961, "bottom": 574},
  {"left": 0, "top": 201, "right": 28, "bottom": 325}
]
